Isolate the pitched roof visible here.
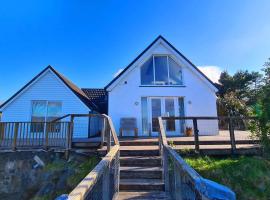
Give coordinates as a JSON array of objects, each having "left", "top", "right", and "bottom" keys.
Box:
[
  {"left": 0, "top": 66, "right": 98, "bottom": 111},
  {"left": 105, "top": 35, "right": 217, "bottom": 90},
  {"left": 81, "top": 88, "right": 108, "bottom": 114}
]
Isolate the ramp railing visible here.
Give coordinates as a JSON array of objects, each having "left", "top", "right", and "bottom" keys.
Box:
[
  {"left": 68, "top": 114, "right": 120, "bottom": 200},
  {"left": 158, "top": 117, "right": 236, "bottom": 200}
]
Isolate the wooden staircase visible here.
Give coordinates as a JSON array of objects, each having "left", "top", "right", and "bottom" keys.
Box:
[{"left": 117, "top": 142, "right": 172, "bottom": 200}]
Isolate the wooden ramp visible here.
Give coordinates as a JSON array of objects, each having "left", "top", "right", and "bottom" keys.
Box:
[{"left": 117, "top": 143, "right": 172, "bottom": 200}]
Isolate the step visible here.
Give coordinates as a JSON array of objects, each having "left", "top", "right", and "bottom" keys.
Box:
[
  {"left": 120, "top": 146, "right": 159, "bottom": 157},
  {"left": 72, "top": 142, "right": 101, "bottom": 149},
  {"left": 117, "top": 191, "right": 172, "bottom": 200},
  {"left": 120, "top": 166, "right": 162, "bottom": 179},
  {"left": 120, "top": 179, "right": 164, "bottom": 191},
  {"left": 120, "top": 156, "right": 161, "bottom": 167}
]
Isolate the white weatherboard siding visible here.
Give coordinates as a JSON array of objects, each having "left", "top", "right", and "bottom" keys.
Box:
[
  {"left": 108, "top": 42, "right": 218, "bottom": 136},
  {"left": 1, "top": 70, "right": 90, "bottom": 138}
]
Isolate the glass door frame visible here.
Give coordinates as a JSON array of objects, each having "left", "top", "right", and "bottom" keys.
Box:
[{"left": 148, "top": 97, "right": 182, "bottom": 136}]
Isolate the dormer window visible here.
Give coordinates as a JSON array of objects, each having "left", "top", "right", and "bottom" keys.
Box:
[{"left": 140, "top": 55, "right": 183, "bottom": 85}]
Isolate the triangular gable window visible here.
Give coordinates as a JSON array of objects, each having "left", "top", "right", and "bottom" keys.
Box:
[{"left": 140, "top": 55, "right": 183, "bottom": 85}]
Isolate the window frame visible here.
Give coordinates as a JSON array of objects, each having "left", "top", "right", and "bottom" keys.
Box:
[
  {"left": 140, "top": 55, "right": 184, "bottom": 86},
  {"left": 30, "top": 100, "right": 62, "bottom": 133},
  {"left": 31, "top": 100, "right": 62, "bottom": 123}
]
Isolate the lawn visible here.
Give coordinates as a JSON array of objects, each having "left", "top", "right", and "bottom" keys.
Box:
[{"left": 184, "top": 156, "right": 270, "bottom": 200}]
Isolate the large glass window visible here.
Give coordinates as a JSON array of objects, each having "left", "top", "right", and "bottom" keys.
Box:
[
  {"left": 154, "top": 56, "right": 169, "bottom": 85},
  {"left": 169, "top": 57, "right": 183, "bottom": 85},
  {"left": 31, "top": 101, "right": 62, "bottom": 132},
  {"left": 141, "top": 57, "right": 154, "bottom": 85},
  {"left": 140, "top": 55, "right": 183, "bottom": 85}
]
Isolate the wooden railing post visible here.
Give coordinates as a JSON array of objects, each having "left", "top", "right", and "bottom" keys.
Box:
[
  {"left": 158, "top": 117, "right": 169, "bottom": 192},
  {"left": 102, "top": 164, "right": 110, "bottom": 200},
  {"left": 192, "top": 118, "right": 200, "bottom": 152},
  {"left": 106, "top": 119, "right": 111, "bottom": 153},
  {"left": 65, "top": 115, "right": 74, "bottom": 159},
  {"left": 44, "top": 123, "right": 49, "bottom": 150},
  {"left": 12, "top": 122, "right": 19, "bottom": 151},
  {"left": 100, "top": 117, "right": 105, "bottom": 148},
  {"left": 229, "top": 116, "right": 236, "bottom": 154}
]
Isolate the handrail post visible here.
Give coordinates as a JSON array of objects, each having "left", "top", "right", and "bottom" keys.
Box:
[
  {"left": 106, "top": 118, "right": 111, "bottom": 153},
  {"left": 229, "top": 116, "right": 236, "bottom": 154},
  {"left": 12, "top": 122, "right": 19, "bottom": 151},
  {"left": 158, "top": 117, "right": 169, "bottom": 192},
  {"left": 102, "top": 163, "right": 110, "bottom": 200},
  {"left": 163, "top": 148, "right": 170, "bottom": 192},
  {"left": 100, "top": 117, "right": 105, "bottom": 148},
  {"left": 193, "top": 118, "right": 200, "bottom": 153}
]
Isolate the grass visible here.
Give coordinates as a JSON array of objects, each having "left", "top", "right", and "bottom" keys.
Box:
[
  {"left": 184, "top": 156, "right": 270, "bottom": 200},
  {"left": 67, "top": 156, "right": 100, "bottom": 187}
]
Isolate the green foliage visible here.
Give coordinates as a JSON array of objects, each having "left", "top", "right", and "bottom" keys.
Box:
[
  {"left": 67, "top": 156, "right": 99, "bottom": 187},
  {"left": 217, "top": 70, "right": 262, "bottom": 116},
  {"left": 185, "top": 156, "right": 270, "bottom": 200}
]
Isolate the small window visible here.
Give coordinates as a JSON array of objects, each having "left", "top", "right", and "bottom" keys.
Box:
[
  {"left": 140, "top": 55, "right": 183, "bottom": 85},
  {"left": 31, "top": 101, "right": 62, "bottom": 132}
]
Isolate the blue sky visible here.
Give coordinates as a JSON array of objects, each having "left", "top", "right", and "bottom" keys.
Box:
[{"left": 0, "top": 1, "right": 270, "bottom": 102}]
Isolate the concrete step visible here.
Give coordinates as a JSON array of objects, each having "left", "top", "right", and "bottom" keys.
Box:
[
  {"left": 120, "top": 166, "right": 162, "bottom": 179},
  {"left": 117, "top": 191, "right": 172, "bottom": 200},
  {"left": 120, "top": 156, "right": 161, "bottom": 167},
  {"left": 120, "top": 179, "right": 164, "bottom": 191}
]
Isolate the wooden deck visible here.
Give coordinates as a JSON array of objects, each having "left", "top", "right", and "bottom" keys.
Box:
[{"left": 71, "top": 130, "right": 261, "bottom": 156}]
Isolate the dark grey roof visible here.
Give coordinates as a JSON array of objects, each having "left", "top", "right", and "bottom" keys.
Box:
[
  {"left": 105, "top": 35, "right": 217, "bottom": 90},
  {"left": 0, "top": 66, "right": 98, "bottom": 111},
  {"left": 81, "top": 88, "right": 108, "bottom": 114}
]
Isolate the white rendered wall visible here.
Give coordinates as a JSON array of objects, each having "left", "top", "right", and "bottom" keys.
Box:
[{"left": 108, "top": 43, "right": 218, "bottom": 136}]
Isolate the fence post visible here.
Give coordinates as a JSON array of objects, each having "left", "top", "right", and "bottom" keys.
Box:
[
  {"left": 12, "top": 122, "right": 19, "bottom": 151},
  {"left": 229, "top": 116, "right": 236, "bottom": 154},
  {"left": 44, "top": 123, "right": 49, "bottom": 150},
  {"left": 193, "top": 118, "right": 200, "bottom": 152}
]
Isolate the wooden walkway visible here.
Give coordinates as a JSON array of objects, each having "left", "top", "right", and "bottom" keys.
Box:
[{"left": 72, "top": 130, "right": 261, "bottom": 156}]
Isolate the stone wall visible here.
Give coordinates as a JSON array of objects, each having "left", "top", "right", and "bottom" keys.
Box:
[{"left": 0, "top": 151, "right": 97, "bottom": 200}]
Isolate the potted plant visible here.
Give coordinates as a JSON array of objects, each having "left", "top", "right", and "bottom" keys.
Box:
[{"left": 185, "top": 126, "right": 193, "bottom": 136}]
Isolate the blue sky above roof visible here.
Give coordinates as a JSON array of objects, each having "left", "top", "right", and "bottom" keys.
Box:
[{"left": 0, "top": 0, "right": 270, "bottom": 102}]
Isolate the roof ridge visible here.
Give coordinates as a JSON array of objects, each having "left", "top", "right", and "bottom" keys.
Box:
[{"left": 104, "top": 35, "right": 217, "bottom": 90}]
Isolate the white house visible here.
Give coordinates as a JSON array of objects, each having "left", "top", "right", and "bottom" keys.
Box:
[{"left": 0, "top": 36, "right": 219, "bottom": 138}]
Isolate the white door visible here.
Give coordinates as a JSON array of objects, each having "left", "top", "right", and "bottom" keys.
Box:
[{"left": 148, "top": 97, "right": 183, "bottom": 136}]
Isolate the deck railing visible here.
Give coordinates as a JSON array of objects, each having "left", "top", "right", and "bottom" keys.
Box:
[
  {"left": 0, "top": 121, "right": 71, "bottom": 151},
  {"left": 160, "top": 116, "right": 259, "bottom": 155},
  {"left": 158, "top": 117, "right": 236, "bottom": 200},
  {"left": 67, "top": 114, "right": 120, "bottom": 200}
]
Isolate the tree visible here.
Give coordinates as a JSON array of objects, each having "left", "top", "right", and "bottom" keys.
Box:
[
  {"left": 250, "top": 58, "right": 270, "bottom": 154},
  {"left": 216, "top": 70, "right": 262, "bottom": 116}
]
